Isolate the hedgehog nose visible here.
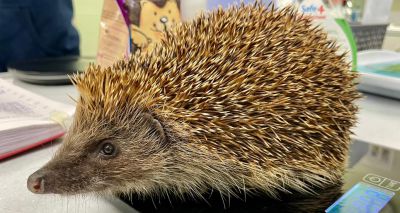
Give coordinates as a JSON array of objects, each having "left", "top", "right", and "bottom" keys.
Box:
[
  {"left": 160, "top": 16, "right": 168, "bottom": 24},
  {"left": 27, "top": 171, "right": 46, "bottom": 194}
]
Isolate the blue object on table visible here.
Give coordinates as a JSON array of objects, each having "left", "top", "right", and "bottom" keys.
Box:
[
  {"left": 325, "top": 182, "right": 395, "bottom": 213},
  {"left": 0, "top": 0, "right": 80, "bottom": 72}
]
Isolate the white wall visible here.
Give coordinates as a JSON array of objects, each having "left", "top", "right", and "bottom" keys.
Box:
[{"left": 181, "top": 0, "right": 208, "bottom": 21}]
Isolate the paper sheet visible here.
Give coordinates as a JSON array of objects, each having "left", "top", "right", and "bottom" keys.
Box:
[{"left": 0, "top": 79, "right": 74, "bottom": 131}]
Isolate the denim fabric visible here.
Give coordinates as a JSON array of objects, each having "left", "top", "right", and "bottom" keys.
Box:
[{"left": 0, "top": 0, "right": 80, "bottom": 71}]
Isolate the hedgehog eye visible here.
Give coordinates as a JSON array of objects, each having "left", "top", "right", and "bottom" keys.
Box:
[{"left": 99, "top": 142, "right": 117, "bottom": 157}]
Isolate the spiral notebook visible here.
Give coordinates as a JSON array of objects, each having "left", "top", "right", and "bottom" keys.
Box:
[{"left": 0, "top": 79, "right": 74, "bottom": 160}]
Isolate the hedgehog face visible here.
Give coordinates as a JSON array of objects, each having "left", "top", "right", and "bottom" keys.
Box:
[{"left": 27, "top": 108, "right": 169, "bottom": 195}]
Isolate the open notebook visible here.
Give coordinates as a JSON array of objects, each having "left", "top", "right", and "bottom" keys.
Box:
[{"left": 0, "top": 79, "right": 74, "bottom": 160}]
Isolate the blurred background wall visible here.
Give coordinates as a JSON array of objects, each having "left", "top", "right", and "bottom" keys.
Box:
[
  {"left": 71, "top": 0, "right": 400, "bottom": 57},
  {"left": 383, "top": 0, "right": 400, "bottom": 51},
  {"left": 72, "top": 0, "right": 103, "bottom": 57}
]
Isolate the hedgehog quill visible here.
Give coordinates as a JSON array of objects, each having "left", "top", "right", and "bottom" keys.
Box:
[{"left": 27, "top": 4, "right": 359, "bottom": 201}]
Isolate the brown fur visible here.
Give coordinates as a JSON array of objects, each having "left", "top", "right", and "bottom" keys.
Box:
[{"left": 30, "top": 3, "right": 359, "bottom": 200}]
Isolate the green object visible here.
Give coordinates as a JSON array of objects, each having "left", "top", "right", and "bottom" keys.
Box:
[{"left": 335, "top": 18, "right": 358, "bottom": 70}]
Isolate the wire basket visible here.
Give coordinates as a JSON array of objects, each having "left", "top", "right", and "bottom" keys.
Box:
[{"left": 350, "top": 24, "right": 389, "bottom": 51}]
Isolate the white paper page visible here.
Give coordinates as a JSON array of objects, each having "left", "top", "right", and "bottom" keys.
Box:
[{"left": 0, "top": 79, "right": 75, "bottom": 131}]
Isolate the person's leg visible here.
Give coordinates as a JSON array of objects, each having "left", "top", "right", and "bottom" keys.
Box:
[{"left": 0, "top": 0, "right": 80, "bottom": 72}]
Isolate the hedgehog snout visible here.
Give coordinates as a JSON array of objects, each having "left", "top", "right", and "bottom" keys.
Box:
[{"left": 27, "top": 169, "right": 47, "bottom": 194}]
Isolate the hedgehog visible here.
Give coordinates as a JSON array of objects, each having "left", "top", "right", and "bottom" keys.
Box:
[{"left": 27, "top": 3, "right": 359, "bottom": 202}]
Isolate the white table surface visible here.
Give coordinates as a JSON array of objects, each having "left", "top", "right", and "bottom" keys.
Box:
[
  {"left": 1, "top": 72, "right": 399, "bottom": 213},
  {"left": 353, "top": 93, "right": 400, "bottom": 150}
]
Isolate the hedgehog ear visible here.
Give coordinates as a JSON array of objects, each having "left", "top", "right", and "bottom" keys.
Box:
[{"left": 143, "top": 113, "right": 166, "bottom": 143}]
